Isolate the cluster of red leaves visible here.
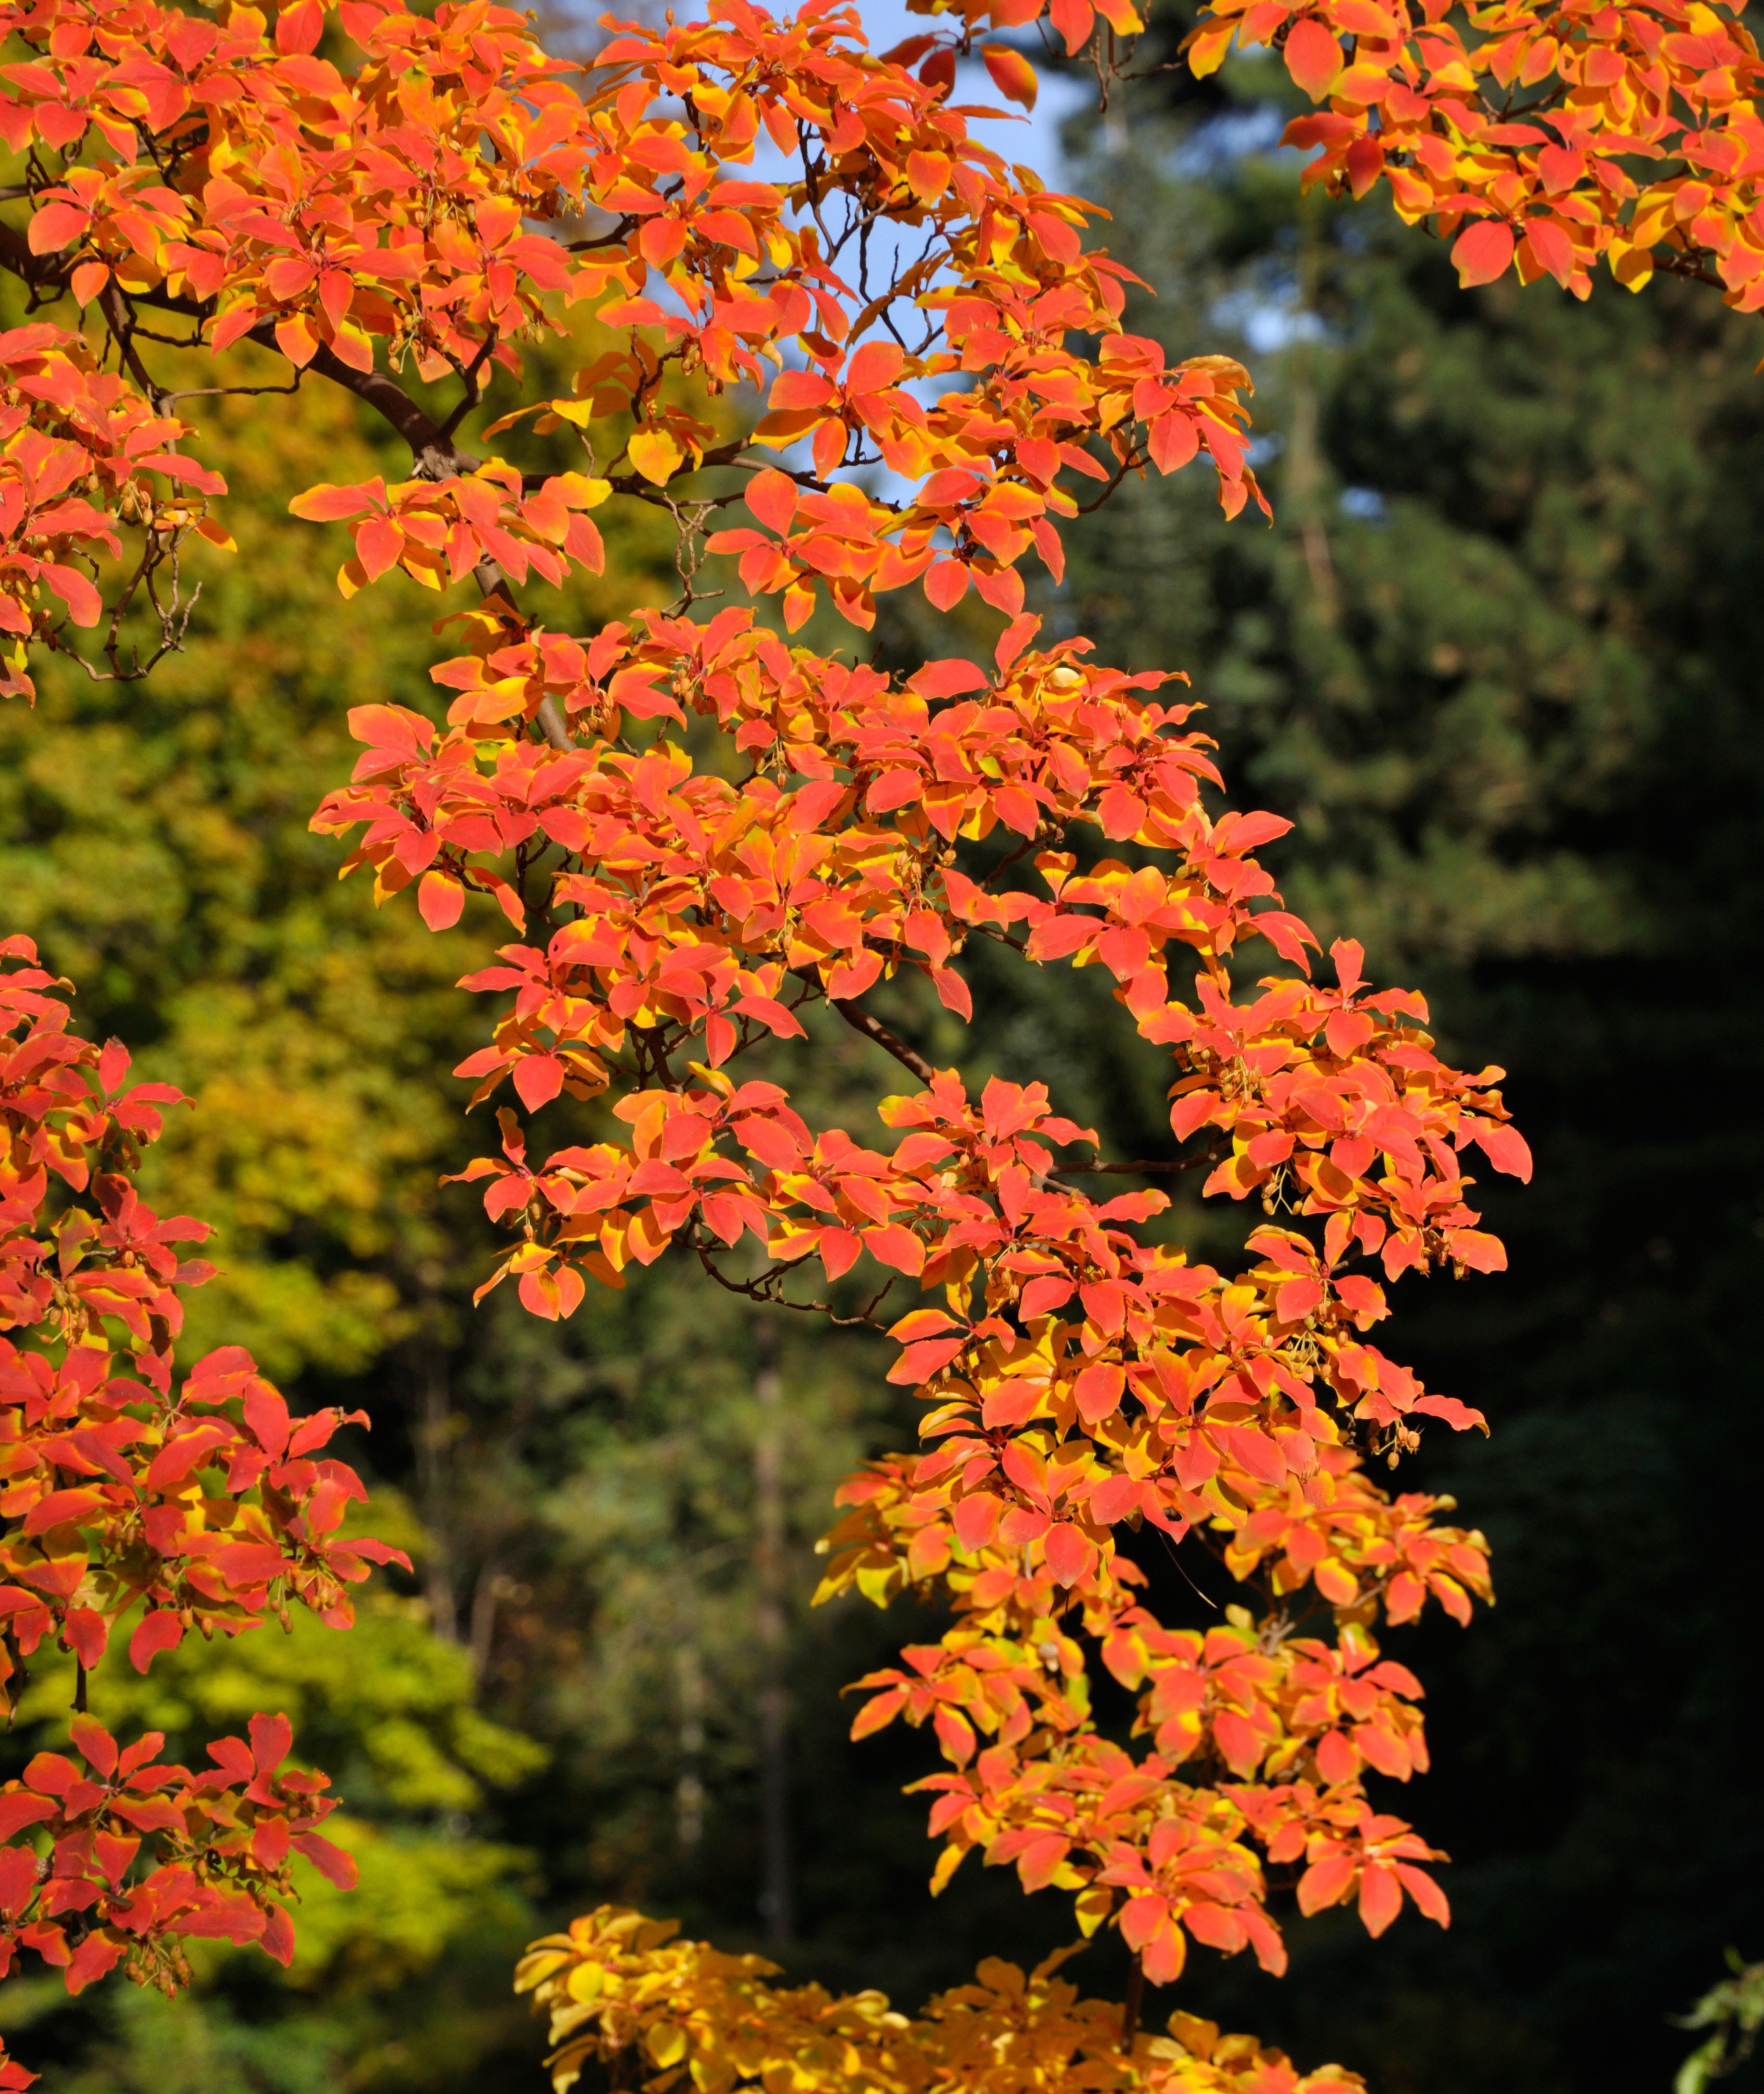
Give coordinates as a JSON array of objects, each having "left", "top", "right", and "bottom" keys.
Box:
[
  {"left": 0, "top": 323, "right": 226, "bottom": 702},
  {"left": 310, "top": 590, "right": 1519, "bottom": 1986},
  {"left": 896, "top": 0, "right": 1764, "bottom": 304},
  {"left": 314, "top": 600, "right": 1525, "bottom": 1316},
  {"left": 0, "top": 935, "right": 408, "bottom": 1696},
  {"left": 0, "top": 938, "right": 404, "bottom": 2077},
  {"left": 825, "top": 1473, "right": 1470, "bottom": 1980},
  {"left": 0, "top": 0, "right": 1268, "bottom": 666},
  {"left": 1181, "top": 0, "right": 1764, "bottom": 304},
  {"left": 0, "top": 0, "right": 584, "bottom": 375},
  {"left": 0, "top": 1710, "right": 353, "bottom": 2005},
  {"left": 288, "top": 464, "right": 609, "bottom": 600},
  {"left": 280, "top": 5, "right": 1529, "bottom": 1981}
]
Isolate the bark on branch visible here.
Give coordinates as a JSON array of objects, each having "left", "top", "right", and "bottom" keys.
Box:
[{"left": 829, "top": 996, "right": 936, "bottom": 1086}]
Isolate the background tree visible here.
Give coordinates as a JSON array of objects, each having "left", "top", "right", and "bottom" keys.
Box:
[
  {"left": 1024, "top": 32, "right": 1764, "bottom": 2086},
  {"left": 7, "top": 0, "right": 1757, "bottom": 2085}
]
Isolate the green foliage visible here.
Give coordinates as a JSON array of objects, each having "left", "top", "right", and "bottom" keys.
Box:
[
  {"left": 1675, "top": 1954, "right": 1764, "bottom": 2094},
  {"left": 2, "top": 1584, "right": 546, "bottom": 2084}
]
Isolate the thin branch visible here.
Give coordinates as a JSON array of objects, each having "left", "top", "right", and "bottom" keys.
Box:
[
  {"left": 1063, "top": 1152, "right": 1222, "bottom": 1174},
  {"left": 692, "top": 1242, "right": 894, "bottom": 1329},
  {"left": 829, "top": 996, "right": 935, "bottom": 1085},
  {"left": 437, "top": 332, "right": 499, "bottom": 441},
  {"left": 160, "top": 377, "right": 305, "bottom": 406}
]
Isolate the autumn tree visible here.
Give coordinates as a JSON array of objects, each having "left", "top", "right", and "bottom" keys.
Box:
[
  {"left": 0, "top": 942, "right": 407, "bottom": 2089},
  {"left": 3, "top": 0, "right": 1753, "bottom": 2086}
]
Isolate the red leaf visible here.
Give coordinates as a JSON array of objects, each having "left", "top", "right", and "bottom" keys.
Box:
[
  {"left": 292, "top": 1831, "right": 358, "bottom": 1888},
  {"left": 1043, "top": 1522, "right": 1095, "bottom": 1586},
  {"left": 418, "top": 870, "right": 464, "bottom": 931},
  {"left": 923, "top": 560, "right": 969, "bottom": 610},
  {"left": 289, "top": 480, "right": 379, "bottom": 522},
  {"left": 953, "top": 1492, "right": 1002, "bottom": 1550},
  {"left": 1473, "top": 1122, "right": 1532, "bottom": 1180},
  {"left": 746, "top": 467, "right": 799, "bottom": 534},
  {"left": 1358, "top": 1860, "right": 1404, "bottom": 1936},
  {"left": 249, "top": 1710, "right": 293, "bottom": 1774},
  {"left": 1297, "top": 1852, "right": 1356, "bottom": 1913},
  {"left": 355, "top": 514, "right": 405, "bottom": 581},
  {"left": 1521, "top": 215, "right": 1575, "bottom": 286},
  {"left": 244, "top": 1379, "right": 291, "bottom": 1458},
  {"left": 1284, "top": 17, "right": 1344, "bottom": 96},
  {"left": 887, "top": 1337, "right": 967, "bottom": 1385},
  {"left": 62, "top": 1606, "right": 107, "bottom": 1670},
  {"left": 512, "top": 1053, "right": 565, "bottom": 1110},
  {"left": 0, "top": 1793, "right": 58, "bottom": 1839},
  {"left": 0, "top": 1843, "right": 39, "bottom": 1919},
  {"left": 22, "top": 1486, "right": 104, "bottom": 1537},
  {"left": 1452, "top": 219, "right": 1515, "bottom": 288},
  {"left": 981, "top": 44, "right": 1039, "bottom": 109},
  {"left": 260, "top": 1903, "right": 297, "bottom": 1966},
  {"left": 129, "top": 1610, "right": 185, "bottom": 1673}
]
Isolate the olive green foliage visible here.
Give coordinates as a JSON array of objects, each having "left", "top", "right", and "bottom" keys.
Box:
[{"left": 1676, "top": 1955, "right": 1764, "bottom": 2094}]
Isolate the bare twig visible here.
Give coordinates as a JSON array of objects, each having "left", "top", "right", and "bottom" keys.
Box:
[{"left": 829, "top": 997, "right": 936, "bottom": 1085}]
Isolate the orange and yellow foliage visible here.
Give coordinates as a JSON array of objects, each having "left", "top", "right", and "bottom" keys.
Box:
[
  {"left": 5, "top": 0, "right": 1721, "bottom": 2078},
  {"left": 515, "top": 1908, "right": 1365, "bottom": 2094}
]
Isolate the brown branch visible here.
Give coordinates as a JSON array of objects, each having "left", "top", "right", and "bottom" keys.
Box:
[
  {"left": 692, "top": 1241, "right": 894, "bottom": 1329},
  {"left": 99, "top": 279, "right": 164, "bottom": 404},
  {"left": 244, "top": 322, "right": 481, "bottom": 480},
  {"left": 236, "top": 326, "right": 575, "bottom": 753},
  {"left": 829, "top": 996, "right": 935, "bottom": 1086},
  {"left": 2, "top": 238, "right": 582, "bottom": 747}
]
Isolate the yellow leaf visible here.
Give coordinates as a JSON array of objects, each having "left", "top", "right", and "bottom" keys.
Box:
[
  {"left": 929, "top": 1843, "right": 966, "bottom": 1896},
  {"left": 628, "top": 428, "right": 684, "bottom": 484},
  {"left": 1184, "top": 19, "right": 1236, "bottom": 74},
  {"left": 482, "top": 403, "right": 544, "bottom": 436},
  {"left": 552, "top": 472, "right": 612, "bottom": 508},
  {"left": 1609, "top": 239, "right": 1655, "bottom": 292},
  {"left": 566, "top": 1959, "right": 605, "bottom": 2003},
  {"left": 647, "top": 2023, "right": 687, "bottom": 2067}
]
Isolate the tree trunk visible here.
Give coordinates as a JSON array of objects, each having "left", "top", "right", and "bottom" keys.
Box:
[
  {"left": 413, "top": 1340, "right": 459, "bottom": 1644},
  {"left": 676, "top": 1642, "right": 706, "bottom": 1854},
  {"left": 753, "top": 1320, "right": 793, "bottom": 1946}
]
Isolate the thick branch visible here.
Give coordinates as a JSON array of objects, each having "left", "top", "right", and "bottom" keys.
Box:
[
  {"left": 243, "top": 323, "right": 481, "bottom": 479},
  {"left": 0, "top": 217, "right": 62, "bottom": 296},
  {"left": 239, "top": 328, "right": 573, "bottom": 752},
  {"left": 1, "top": 239, "right": 562, "bottom": 754}
]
